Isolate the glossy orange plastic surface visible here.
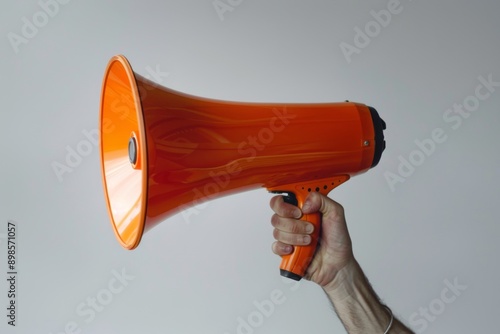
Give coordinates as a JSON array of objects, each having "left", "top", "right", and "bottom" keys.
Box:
[{"left": 100, "top": 55, "right": 381, "bottom": 277}]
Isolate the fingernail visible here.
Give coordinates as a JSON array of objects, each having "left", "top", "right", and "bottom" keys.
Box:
[
  {"left": 305, "top": 224, "right": 314, "bottom": 233},
  {"left": 284, "top": 245, "right": 292, "bottom": 253},
  {"left": 302, "top": 200, "right": 311, "bottom": 213},
  {"left": 303, "top": 235, "right": 311, "bottom": 244},
  {"left": 293, "top": 209, "right": 302, "bottom": 219}
]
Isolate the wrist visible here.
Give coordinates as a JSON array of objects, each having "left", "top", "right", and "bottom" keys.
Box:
[
  {"left": 320, "top": 256, "right": 358, "bottom": 294},
  {"left": 322, "top": 259, "right": 391, "bottom": 333}
]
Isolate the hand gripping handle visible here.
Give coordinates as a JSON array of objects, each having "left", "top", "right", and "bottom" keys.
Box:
[
  {"left": 268, "top": 175, "right": 350, "bottom": 281},
  {"left": 280, "top": 192, "right": 322, "bottom": 281}
]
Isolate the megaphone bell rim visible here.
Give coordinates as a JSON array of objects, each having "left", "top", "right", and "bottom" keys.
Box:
[{"left": 99, "top": 55, "right": 148, "bottom": 250}]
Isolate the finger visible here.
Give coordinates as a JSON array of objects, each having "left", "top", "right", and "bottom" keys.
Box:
[
  {"left": 270, "top": 195, "right": 302, "bottom": 219},
  {"left": 272, "top": 241, "right": 294, "bottom": 256},
  {"left": 273, "top": 228, "right": 312, "bottom": 246},
  {"left": 271, "top": 214, "right": 314, "bottom": 234},
  {"left": 302, "top": 191, "right": 344, "bottom": 220}
]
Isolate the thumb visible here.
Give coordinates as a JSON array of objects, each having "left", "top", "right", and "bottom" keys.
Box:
[
  {"left": 302, "top": 192, "right": 344, "bottom": 219},
  {"left": 301, "top": 191, "right": 324, "bottom": 214}
]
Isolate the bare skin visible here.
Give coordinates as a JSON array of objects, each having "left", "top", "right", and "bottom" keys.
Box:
[{"left": 270, "top": 192, "right": 414, "bottom": 333}]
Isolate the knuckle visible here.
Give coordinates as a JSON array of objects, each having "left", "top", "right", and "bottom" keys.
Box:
[
  {"left": 279, "top": 202, "right": 298, "bottom": 218},
  {"left": 289, "top": 221, "right": 304, "bottom": 234},
  {"left": 270, "top": 214, "right": 281, "bottom": 228},
  {"left": 331, "top": 202, "right": 345, "bottom": 220},
  {"left": 270, "top": 195, "right": 282, "bottom": 212},
  {"left": 296, "top": 234, "right": 307, "bottom": 245},
  {"left": 285, "top": 206, "right": 299, "bottom": 218},
  {"left": 271, "top": 242, "right": 280, "bottom": 255},
  {"left": 335, "top": 202, "right": 344, "bottom": 213},
  {"left": 272, "top": 228, "right": 281, "bottom": 241},
  {"left": 329, "top": 197, "right": 343, "bottom": 211}
]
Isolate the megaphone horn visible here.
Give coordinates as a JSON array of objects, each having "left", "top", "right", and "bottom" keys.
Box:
[{"left": 99, "top": 55, "right": 386, "bottom": 281}]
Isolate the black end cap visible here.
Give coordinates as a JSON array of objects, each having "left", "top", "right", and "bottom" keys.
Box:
[
  {"left": 280, "top": 269, "right": 303, "bottom": 281},
  {"left": 368, "top": 106, "right": 386, "bottom": 168}
]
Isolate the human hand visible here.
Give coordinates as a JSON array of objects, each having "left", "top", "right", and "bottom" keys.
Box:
[{"left": 270, "top": 191, "right": 355, "bottom": 288}]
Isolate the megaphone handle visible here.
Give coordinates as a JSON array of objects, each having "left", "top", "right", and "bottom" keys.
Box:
[
  {"left": 279, "top": 193, "right": 321, "bottom": 281},
  {"left": 268, "top": 175, "right": 350, "bottom": 281}
]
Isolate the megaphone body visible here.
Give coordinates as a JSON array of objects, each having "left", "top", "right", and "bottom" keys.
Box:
[{"left": 100, "top": 55, "right": 386, "bottom": 281}]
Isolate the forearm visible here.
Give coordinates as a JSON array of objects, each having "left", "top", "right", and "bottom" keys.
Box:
[{"left": 322, "top": 259, "right": 414, "bottom": 334}]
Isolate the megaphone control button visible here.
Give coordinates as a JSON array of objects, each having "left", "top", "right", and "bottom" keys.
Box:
[{"left": 128, "top": 136, "right": 137, "bottom": 165}]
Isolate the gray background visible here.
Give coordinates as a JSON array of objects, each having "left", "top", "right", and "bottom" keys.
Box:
[{"left": 1, "top": 0, "right": 499, "bottom": 333}]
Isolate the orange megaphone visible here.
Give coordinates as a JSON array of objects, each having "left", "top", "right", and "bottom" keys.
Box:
[{"left": 99, "top": 55, "right": 386, "bottom": 281}]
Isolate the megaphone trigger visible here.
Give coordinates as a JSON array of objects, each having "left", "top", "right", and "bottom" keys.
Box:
[{"left": 269, "top": 191, "right": 298, "bottom": 207}]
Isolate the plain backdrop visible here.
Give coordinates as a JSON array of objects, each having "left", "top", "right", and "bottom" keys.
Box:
[{"left": 1, "top": 0, "right": 499, "bottom": 333}]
